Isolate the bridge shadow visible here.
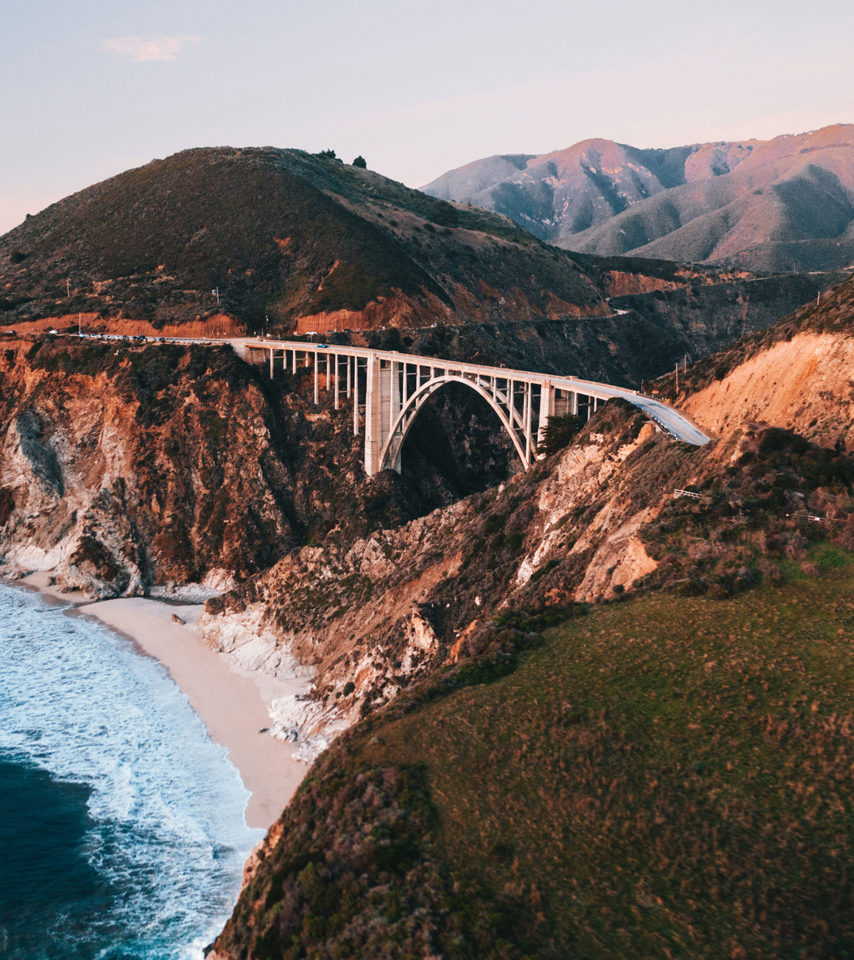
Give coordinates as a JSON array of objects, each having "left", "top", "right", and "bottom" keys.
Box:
[{"left": 396, "top": 382, "right": 518, "bottom": 508}]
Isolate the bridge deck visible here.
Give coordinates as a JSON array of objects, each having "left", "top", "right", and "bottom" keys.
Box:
[{"left": 232, "top": 338, "right": 711, "bottom": 447}]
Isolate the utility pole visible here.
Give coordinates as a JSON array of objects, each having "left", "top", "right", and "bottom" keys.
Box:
[
  {"left": 675, "top": 360, "right": 679, "bottom": 394},
  {"left": 66, "top": 278, "right": 71, "bottom": 299},
  {"left": 78, "top": 313, "right": 82, "bottom": 336}
]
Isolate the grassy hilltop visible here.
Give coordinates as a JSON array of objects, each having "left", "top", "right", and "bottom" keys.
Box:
[{"left": 0, "top": 148, "right": 603, "bottom": 332}]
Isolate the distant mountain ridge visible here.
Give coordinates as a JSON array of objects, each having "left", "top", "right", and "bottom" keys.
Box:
[{"left": 422, "top": 124, "right": 854, "bottom": 272}]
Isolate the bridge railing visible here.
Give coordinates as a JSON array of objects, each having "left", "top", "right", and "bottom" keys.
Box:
[{"left": 234, "top": 338, "right": 710, "bottom": 475}]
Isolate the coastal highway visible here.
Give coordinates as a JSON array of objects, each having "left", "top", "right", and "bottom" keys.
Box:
[{"left": 68, "top": 331, "right": 711, "bottom": 447}]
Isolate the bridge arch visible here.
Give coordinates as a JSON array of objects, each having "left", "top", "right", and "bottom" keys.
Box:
[
  {"left": 240, "top": 340, "right": 711, "bottom": 478},
  {"left": 378, "top": 374, "right": 528, "bottom": 474}
]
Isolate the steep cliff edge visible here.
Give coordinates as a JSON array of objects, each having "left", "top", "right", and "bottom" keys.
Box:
[
  {"left": 0, "top": 338, "right": 295, "bottom": 594},
  {"left": 0, "top": 336, "right": 469, "bottom": 597},
  {"left": 206, "top": 279, "right": 854, "bottom": 960}
]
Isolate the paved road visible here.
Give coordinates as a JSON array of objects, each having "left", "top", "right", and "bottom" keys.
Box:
[
  {"left": 68, "top": 332, "right": 710, "bottom": 446},
  {"left": 235, "top": 337, "right": 713, "bottom": 447}
]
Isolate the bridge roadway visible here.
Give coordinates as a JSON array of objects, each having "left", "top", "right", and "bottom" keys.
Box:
[{"left": 229, "top": 338, "right": 710, "bottom": 476}]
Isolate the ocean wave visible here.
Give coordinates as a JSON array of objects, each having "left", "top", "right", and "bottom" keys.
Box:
[{"left": 0, "top": 584, "right": 263, "bottom": 959}]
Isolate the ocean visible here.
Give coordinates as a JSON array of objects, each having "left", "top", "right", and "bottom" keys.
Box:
[{"left": 0, "top": 583, "right": 263, "bottom": 960}]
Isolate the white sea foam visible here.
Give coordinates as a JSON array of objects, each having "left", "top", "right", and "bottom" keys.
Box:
[{"left": 0, "top": 584, "right": 263, "bottom": 959}]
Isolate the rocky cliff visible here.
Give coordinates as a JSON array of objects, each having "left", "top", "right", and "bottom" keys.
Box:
[
  {"left": 0, "top": 336, "right": 467, "bottom": 598},
  {"left": 199, "top": 394, "right": 854, "bottom": 759},
  {"left": 205, "top": 309, "right": 854, "bottom": 959}
]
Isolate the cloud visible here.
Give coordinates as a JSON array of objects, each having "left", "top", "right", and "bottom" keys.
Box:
[{"left": 102, "top": 35, "right": 201, "bottom": 62}]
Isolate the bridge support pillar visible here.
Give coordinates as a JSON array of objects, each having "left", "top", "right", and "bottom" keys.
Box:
[
  {"left": 555, "top": 392, "right": 572, "bottom": 417},
  {"left": 365, "top": 355, "right": 384, "bottom": 475},
  {"left": 365, "top": 356, "right": 403, "bottom": 475},
  {"left": 353, "top": 358, "right": 360, "bottom": 436},
  {"left": 389, "top": 362, "right": 402, "bottom": 471},
  {"left": 538, "top": 381, "right": 554, "bottom": 453},
  {"left": 334, "top": 356, "right": 340, "bottom": 409}
]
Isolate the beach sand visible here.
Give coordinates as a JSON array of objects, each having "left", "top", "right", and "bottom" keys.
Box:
[{"left": 18, "top": 572, "right": 308, "bottom": 829}]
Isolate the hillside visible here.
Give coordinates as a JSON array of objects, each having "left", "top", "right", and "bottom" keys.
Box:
[
  {"left": 0, "top": 147, "right": 605, "bottom": 336},
  {"left": 197, "top": 271, "right": 854, "bottom": 750},
  {"left": 210, "top": 555, "right": 854, "bottom": 959},
  {"left": 0, "top": 146, "right": 841, "bottom": 393},
  {"left": 199, "top": 395, "right": 854, "bottom": 756},
  {"left": 423, "top": 124, "right": 854, "bottom": 273},
  {"left": 657, "top": 271, "right": 854, "bottom": 453},
  {"left": 199, "top": 259, "right": 854, "bottom": 958}
]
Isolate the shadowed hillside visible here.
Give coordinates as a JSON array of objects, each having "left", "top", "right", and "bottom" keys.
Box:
[{"left": 0, "top": 147, "right": 605, "bottom": 335}]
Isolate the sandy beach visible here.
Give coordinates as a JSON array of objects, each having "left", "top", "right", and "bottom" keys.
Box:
[{"left": 17, "top": 572, "right": 308, "bottom": 829}]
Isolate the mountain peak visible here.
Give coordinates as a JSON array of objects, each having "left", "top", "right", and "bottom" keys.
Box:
[{"left": 422, "top": 124, "right": 854, "bottom": 271}]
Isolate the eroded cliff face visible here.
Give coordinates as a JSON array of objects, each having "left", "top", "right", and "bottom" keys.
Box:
[
  {"left": 655, "top": 270, "right": 854, "bottom": 452},
  {"left": 199, "top": 398, "right": 854, "bottom": 759},
  {"left": 682, "top": 331, "right": 854, "bottom": 453},
  {"left": 0, "top": 338, "right": 303, "bottom": 595}
]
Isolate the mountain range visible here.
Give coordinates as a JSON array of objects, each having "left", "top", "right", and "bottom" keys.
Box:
[
  {"left": 423, "top": 124, "right": 854, "bottom": 273},
  {"left": 0, "top": 147, "right": 839, "bottom": 391}
]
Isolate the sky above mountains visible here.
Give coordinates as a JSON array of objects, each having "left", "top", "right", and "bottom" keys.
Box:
[{"left": 1, "top": 0, "right": 852, "bottom": 236}]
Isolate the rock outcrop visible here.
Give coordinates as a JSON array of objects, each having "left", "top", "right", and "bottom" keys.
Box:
[{"left": 198, "top": 273, "right": 854, "bottom": 756}]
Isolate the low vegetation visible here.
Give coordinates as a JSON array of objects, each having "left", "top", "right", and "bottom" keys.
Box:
[{"left": 214, "top": 553, "right": 854, "bottom": 959}]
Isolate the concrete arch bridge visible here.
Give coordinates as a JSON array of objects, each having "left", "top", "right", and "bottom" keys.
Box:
[{"left": 235, "top": 339, "right": 709, "bottom": 476}]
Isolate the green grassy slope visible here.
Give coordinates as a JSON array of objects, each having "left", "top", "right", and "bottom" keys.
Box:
[{"left": 214, "top": 552, "right": 854, "bottom": 959}]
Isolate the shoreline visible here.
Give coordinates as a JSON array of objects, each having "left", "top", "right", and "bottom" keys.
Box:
[{"left": 14, "top": 572, "right": 308, "bottom": 830}]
